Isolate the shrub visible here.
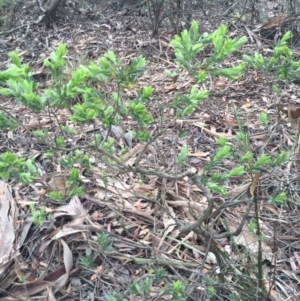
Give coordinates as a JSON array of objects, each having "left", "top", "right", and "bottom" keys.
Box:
[{"left": 0, "top": 20, "right": 297, "bottom": 300}]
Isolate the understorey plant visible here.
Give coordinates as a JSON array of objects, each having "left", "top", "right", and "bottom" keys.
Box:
[
  {"left": 105, "top": 268, "right": 186, "bottom": 301},
  {"left": 0, "top": 20, "right": 294, "bottom": 299}
]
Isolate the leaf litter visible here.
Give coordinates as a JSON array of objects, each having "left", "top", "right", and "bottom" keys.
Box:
[{"left": 1, "top": 1, "right": 300, "bottom": 300}]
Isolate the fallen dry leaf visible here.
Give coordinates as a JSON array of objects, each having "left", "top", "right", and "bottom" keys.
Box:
[
  {"left": 225, "top": 218, "right": 273, "bottom": 261},
  {"left": 0, "top": 181, "right": 18, "bottom": 265},
  {"left": 43, "top": 172, "right": 70, "bottom": 196},
  {"left": 12, "top": 239, "right": 73, "bottom": 298},
  {"left": 194, "top": 121, "right": 234, "bottom": 139}
]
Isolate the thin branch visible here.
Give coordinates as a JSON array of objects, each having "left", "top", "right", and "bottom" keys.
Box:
[{"left": 179, "top": 174, "right": 214, "bottom": 233}]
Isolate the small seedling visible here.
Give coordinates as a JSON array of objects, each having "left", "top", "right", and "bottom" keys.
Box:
[
  {"left": 97, "top": 233, "right": 113, "bottom": 252},
  {"left": 30, "top": 203, "right": 46, "bottom": 226},
  {"left": 79, "top": 255, "right": 95, "bottom": 269}
]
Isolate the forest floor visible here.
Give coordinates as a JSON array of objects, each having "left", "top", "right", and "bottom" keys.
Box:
[{"left": 0, "top": 0, "right": 300, "bottom": 300}]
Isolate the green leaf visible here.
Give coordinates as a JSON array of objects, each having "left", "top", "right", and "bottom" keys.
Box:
[
  {"left": 278, "top": 31, "right": 291, "bottom": 44},
  {"left": 153, "top": 268, "right": 168, "bottom": 283},
  {"left": 19, "top": 172, "right": 32, "bottom": 184},
  {"left": 105, "top": 51, "right": 117, "bottom": 64},
  {"left": 248, "top": 219, "right": 256, "bottom": 235},
  {"left": 79, "top": 255, "right": 95, "bottom": 269},
  {"left": 270, "top": 192, "right": 287, "bottom": 205},
  {"left": 30, "top": 203, "right": 46, "bottom": 226},
  {"left": 176, "top": 146, "right": 188, "bottom": 165},
  {"left": 273, "top": 152, "right": 289, "bottom": 166},
  {"left": 165, "top": 69, "right": 178, "bottom": 77},
  {"left": 97, "top": 233, "right": 113, "bottom": 252},
  {"left": 172, "top": 280, "right": 185, "bottom": 299},
  {"left": 213, "top": 145, "right": 231, "bottom": 162},
  {"left": 0, "top": 113, "right": 18, "bottom": 129},
  {"left": 214, "top": 63, "right": 245, "bottom": 80},
  {"left": 140, "top": 86, "right": 154, "bottom": 99},
  {"left": 189, "top": 20, "right": 200, "bottom": 41},
  {"left": 227, "top": 166, "right": 245, "bottom": 177},
  {"left": 195, "top": 70, "right": 207, "bottom": 83},
  {"left": 68, "top": 187, "right": 83, "bottom": 197},
  {"left": 71, "top": 104, "right": 96, "bottom": 123},
  {"left": 104, "top": 105, "right": 114, "bottom": 117},
  {"left": 66, "top": 68, "right": 89, "bottom": 92},
  {"left": 240, "top": 151, "right": 253, "bottom": 163},
  {"left": 44, "top": 43, "right": 67, "bottom": 74},
  {"left": 104, "top": 294, "right": 123, "bottom": 301},
  {"left": 55, "top": 136, "right": 64, "bottom": 147},
  {"left": 141, "top": 277, "right": 153, "bottom": 295},
  {"left": 259, "top": 112, "right": 268, "bottom": 127},
  {"left": 181, "top": 105, "right": 194, "bottom": 116},
  {"left": 129, "top": 283, "right": 142, "bottom": 295},
  {"left": 216, "top": 137, "right": 227, "bottom": 147},
  {"left": 137, "top": 130, "right": 150, "bottom": 141},
  {"left": 234, "top": 36, "right": 248, "bottom": 48},
  {"left": 48, "top": 191, "right": 64, "bottom": 201},
  {"left": 207, "top": 182, "right": 227, "bottom": 195},
  {"left": 189, "top": 86, "right": 208, "bottom": 103},
  {"left": 251, "top": 154, "right": 272, "bottom": 170},
  {"left": 68, "top": 168, "right": 79, "bottom": 182},
  {"left": 26, "top": 159, "right": 37, "bottom": 175},
  {"left": 32, "top": 130, "right": 48, "bottom": 139},
  {"left": 8, "top": 51, "right": 22, "bottom": 68}
]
